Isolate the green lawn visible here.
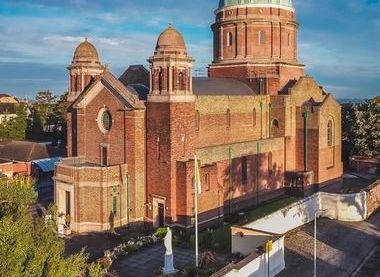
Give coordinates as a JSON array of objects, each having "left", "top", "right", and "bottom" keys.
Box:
[{"left": 195, "top": 196, "right": 298, "bottom": 255}]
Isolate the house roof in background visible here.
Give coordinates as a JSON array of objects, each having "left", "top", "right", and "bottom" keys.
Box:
[{"left": 0, "top": 140, "right": 66, "bottom": 162}]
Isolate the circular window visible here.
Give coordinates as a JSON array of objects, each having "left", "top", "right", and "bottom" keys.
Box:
[{"left": 98, "top": 109, "right": 112, "bottom": 133}]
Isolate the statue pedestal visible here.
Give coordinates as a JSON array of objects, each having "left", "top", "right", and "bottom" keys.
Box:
[{"left": 162, "top": 253, "right": 176, "bottom": 274}]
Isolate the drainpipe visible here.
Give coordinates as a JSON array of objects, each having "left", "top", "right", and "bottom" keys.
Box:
[
  {"left": 228, "top": 147, "right": 232, "bottom": 215},
  {"left": 269, "top": 102, "right": 272, "bottom": 138},
  {"left": 260, "top": 101, "right": 263, "bottom": 139},
  {"left": 127, "top": 173, "right": 130, "bottom": 228},
  {"left": 303, "top": 111, "right": 309, "bottom": 172},
  {"left": 256, "top": 142, "right": 260, "bottom": 206}
]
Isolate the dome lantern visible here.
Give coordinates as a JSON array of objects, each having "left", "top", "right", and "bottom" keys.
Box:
[
  {"left": 72, "top": 38, "right": 100, "bottom": 63},
  {"left": 155, "top": 24, "right": 187, "bottom": 54}
]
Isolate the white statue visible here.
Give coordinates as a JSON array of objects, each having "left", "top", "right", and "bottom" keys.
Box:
[
  {"left": 162, "top": 227, "right": 176, "bottom": 274},
  {"left": 164, "top": 227, "right": 173, "bottom": 255}
]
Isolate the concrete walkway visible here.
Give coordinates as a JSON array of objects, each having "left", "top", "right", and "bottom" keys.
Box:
[{"left": 111, "top": 244, "right": 195, "bottom": 277}]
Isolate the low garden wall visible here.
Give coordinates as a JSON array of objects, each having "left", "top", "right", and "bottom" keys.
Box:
[
  {"left": 212, "top": 235, "right": 284, "bottom": 277},
  {"left": 366, "top": 179, "right": 380, "bottom": 216},
  {"left": 213, "top": 189, "right": 373, "bottom": 277},
  {"left": 244, "top": 191, "right": 367, "bottom": 235}
]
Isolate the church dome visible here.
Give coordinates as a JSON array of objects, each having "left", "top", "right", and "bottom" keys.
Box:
[
  {"left": 218, "top": 0, "right": 293, "bottom": 9},
  {"left": 155, "top": 24, "right": 187, "bottom": 52},
  {"left": 73, "top": 38, "right": 100, "bottom": 61}
]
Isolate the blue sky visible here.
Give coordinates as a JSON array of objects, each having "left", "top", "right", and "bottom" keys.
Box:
[{"left": 0, "top": 0, "right": 379, "bottom": 99}]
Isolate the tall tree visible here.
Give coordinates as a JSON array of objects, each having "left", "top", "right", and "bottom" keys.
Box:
[
  {"left": 34, "top": 90, "right": 56, "bottom": 130},
  {"left": 0, "top": 177, "right": 105, "bottom": 277},
  {"left": 342, "top": 96, "right": 380, "bottom": 162},
  {"left": 50, "top": 92, "right": 68, "bottom": 146}
]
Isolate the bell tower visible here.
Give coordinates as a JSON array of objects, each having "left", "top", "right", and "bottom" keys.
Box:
[
  {"left": 149, "top": 24, "right": 194, "bottom": 101},
  {"left": 210, "top": 0, "right": 304, "bottom": 95},
  {"left": 146, "top": 24, "right": 195, "bottom": 225},
  {"left": 67, "top": 38, "right": 104, "bottom": 103}
]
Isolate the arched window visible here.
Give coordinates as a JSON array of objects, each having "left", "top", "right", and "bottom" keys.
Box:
[
  {"left": 195, "top": 110, "right": 200, "bottom": 131},
  {"left": 328, "top": 120, "right": 333, "bottom": 146},
  {"left": 157, "top": 136, "right": 161, "bottom": 160},
  {"left": 178, "top": 71, "right": 185, "bottom": 90},
  {"left": 272, "top": 119, "right": 279, "bottom": 128},
  {"left": 226, "top": 109, "right": 231, "bottom": 130},
  {"left": 158, "top": 69, "right": 163, "bottom": 93},
  {"left": 205, "top": 173, "right": 210, "bottom": 191},
  {"left": 241, "top": 157, "right": 248, "bottom": 184},
  {"left": 288, "top": 33, "right": 291, "bottom": 46},
  {"left": 253, "top": 108, "right": 257, "bottom": 127},
  {"left": 259, "top": 31, "right": 266, "bottom": 45},
  {"left": 227, "top": 32, "right": 233, "bottom": 47}
]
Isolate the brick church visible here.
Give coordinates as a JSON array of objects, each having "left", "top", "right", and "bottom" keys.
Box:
[{"left": 54, "top": 0, "right": 343, "bottom": 233}]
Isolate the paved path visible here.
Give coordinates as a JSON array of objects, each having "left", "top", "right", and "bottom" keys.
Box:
[
  {"left": 278, "top": 211, "right": 380, "bottom": 277},
  {"left": 352, "top": 244, "right": 380, "bottom": 277},
  {"left": 111, "top": 244, "right": 195, "bottom": 277}
]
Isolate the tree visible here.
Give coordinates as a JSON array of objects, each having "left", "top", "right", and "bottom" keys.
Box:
[
  {"left": 342, "top": 96, "right": 380, "bottom": 162},
  {"left": 0, "top": 177, "right": 105, "bottom": 277},
  {"left": 0, "top": 103, "right": 28, "bottom": 140},
  {"left": 28, "top": 90, "right": 68, "bottom": 143},
  {"left": 49, "top": 92, "right": 68, "bottom": 146},
  {"left": 34, "top": 90, "right": 56, "bottom": 129}
]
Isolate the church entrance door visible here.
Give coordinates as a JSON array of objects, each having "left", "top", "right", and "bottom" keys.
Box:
[{"left": 153, "top": 198, "right": 165, "bottom": 228}]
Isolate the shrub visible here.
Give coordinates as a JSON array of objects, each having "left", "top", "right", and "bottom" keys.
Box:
[{"left": 154, "top": 227, "right": 168, "bottom": 240}]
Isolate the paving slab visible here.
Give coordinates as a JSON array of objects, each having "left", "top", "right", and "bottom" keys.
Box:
[{"left": 111, "top": 244, "right": 195, "bottom": 277}]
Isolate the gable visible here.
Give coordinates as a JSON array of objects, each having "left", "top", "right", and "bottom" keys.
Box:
[
  {"left": 288, "top": 76, "right": 326, "bottom": 106},
  {"left": 71, "top": 71, "right": 145, "bottom": 110}
]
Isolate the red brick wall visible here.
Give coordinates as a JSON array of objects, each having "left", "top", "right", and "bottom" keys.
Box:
[
  {"left": 195, "top": 96, "right": 272, "bottom": 148},
  {"left": 366, "top": 180, "right": 380, "bottom": 217},
  {"left": 146, "top": 100, "right": 196, "bottom": 223},
  {"left": 83, "top": 88, "right": 126, "bottom": 165},
  {"left": 209, "top": 64, "right": 304, "bottom": 94},
  {"left": 212, "top": 7, "right": 298, "bottom": 63},
  {"left": 210, "top": 5, "right": 304, "bottom": 95}
]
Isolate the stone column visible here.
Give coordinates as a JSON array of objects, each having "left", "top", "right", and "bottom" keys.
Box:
[{"left": 219, "top": 26, "right": 224, "bottom": 60}]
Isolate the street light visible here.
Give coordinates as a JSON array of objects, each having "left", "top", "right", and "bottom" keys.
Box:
[{"left": 314, "top": 209, "right": 327, "bottom": 277}]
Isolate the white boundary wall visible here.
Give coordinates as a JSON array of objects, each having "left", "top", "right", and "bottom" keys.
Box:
[
  {"left": 214, "top": 191, "right": 368, "bottom": 277},
  {"left": 244, "top": 191, "right": 367, "bottom": 236},
  {"left": 224, "top": 237, "right": 285, "bottom": 277}
]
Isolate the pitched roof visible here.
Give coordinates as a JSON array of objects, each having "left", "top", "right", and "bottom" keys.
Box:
[
  {"left": 119, "top": 65, "right": 150, "bottom": 88},
  {"left": 127, "top": 84, "right": 149, "bottom": 101},
  {"left": 0, "top": 140, "right": 65, "bottom": 162},
  {"left": 193, "top": 77, "right": 254, "bottom": 96},
  {"left": 0, "top": 103, "right": 16, "bottom": 114},
  {"left": 71, "top": 70, "right": 145, "bottom": 110}
]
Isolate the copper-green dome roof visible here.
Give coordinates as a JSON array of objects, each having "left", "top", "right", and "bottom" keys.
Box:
[{"left": 219, "top": 0, "right": 293, "bottom": 9}]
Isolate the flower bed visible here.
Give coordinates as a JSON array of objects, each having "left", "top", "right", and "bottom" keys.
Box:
[{"left": 98, "top": 228, "right": 167, "bottom": 271}]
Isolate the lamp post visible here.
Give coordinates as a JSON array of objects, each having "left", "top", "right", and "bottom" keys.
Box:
[{"left": 314, "top": 209, "right": 326, "bottom": 277}]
